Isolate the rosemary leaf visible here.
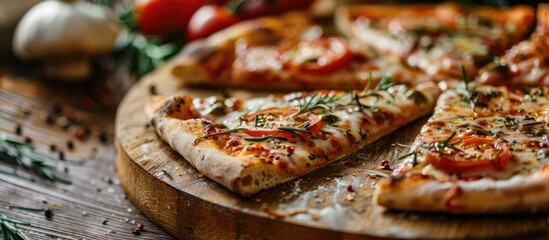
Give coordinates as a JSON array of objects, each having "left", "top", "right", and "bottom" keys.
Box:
[
  {"left": 277, "top": 126, "right": 311, "bottom": 135},
  {"left": 0, "top": 136, "right": 71, "bottom": 184},
  {"left": 244, "top": 136, "right": 288, "bottom": 142},
  {"left": 194, "top": 128, "right": 247, "bottom": 144},
  {"left": 0, "top": 214, "right": 30, "bottom": 240},
  {"left": 8, "top": 206, "right": 44, "bottom": 212}
]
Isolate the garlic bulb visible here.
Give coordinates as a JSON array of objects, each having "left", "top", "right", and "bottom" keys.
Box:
[{"left": 13, "top": 0, "right": 122, "bottom": 80}]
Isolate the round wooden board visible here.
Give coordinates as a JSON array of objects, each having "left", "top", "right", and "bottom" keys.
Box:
[{"left": 115, "top": 64, "right": 549, "bottom": 240}]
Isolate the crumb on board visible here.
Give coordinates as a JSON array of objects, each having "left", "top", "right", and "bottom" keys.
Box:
[{"left": 260, "top": 203, "right": 308, "bottom": 218}]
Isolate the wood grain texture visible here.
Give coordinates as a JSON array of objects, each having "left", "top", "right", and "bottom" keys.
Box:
[
  {"left": 115, "top": 64, "right": 549, "bottom": 239},
  {"left": 0, "top": 71, "right": 174, "bottom": 239}
]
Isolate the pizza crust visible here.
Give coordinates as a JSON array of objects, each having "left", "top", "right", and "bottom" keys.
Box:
[
  {"left": 375, "top": 166, "right": 549, "bottom": 214},
  {"left": 170, "top": 13, "right": 312, "bottom": 89},
  {"left": 145, "top": 82, "right": 441, "bottom": 196}
]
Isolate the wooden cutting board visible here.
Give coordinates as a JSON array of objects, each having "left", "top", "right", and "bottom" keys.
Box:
[{"left": 114, "top": 63, "right": 549, "bottom": 240}]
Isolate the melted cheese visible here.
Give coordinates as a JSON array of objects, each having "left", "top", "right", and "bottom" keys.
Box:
[
  {"left": 398, "top": 85, "right": 549, "bottom": 180},
  {"left": 208, "top": 86, "right": 426, "bottom": 174}
]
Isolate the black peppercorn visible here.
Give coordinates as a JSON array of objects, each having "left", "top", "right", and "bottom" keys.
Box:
[{"left": 44, "top": 209, "right": 53, "bottom": 219}]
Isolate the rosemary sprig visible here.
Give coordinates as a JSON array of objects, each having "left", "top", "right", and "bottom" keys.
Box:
[
  {"left": 0, "top": 214, "right": 30, "bottom": 240},
  {"left": 359, "top": 74, "right": 395, "bottom": 103},
  {"left": 0, "top": 137, "right": 71, "bottom": 184},
  {"left": 376, "top": 74, "right": 395, "bottom": 91},
  {"left": 457, "top": 65, "right": 478, "bottom": 110},
  {"left": 291, "top": 92, "right": 341, "bottom": 117},
  {"left": 195, "top": 76, "right": 398, "bottom": 143},
  {"left": 194, "top": 128, "right": 247, "bottom": 144},
  {"left": 420, "top": 132, "right": 464, "bottom": 156},
  {"left": 7, "top": 206, "right": 44, "bottom": 213},
  {"left": 398, "top": 150, "right": 419, "bottom": 167},
  {"left": 396, "top": 132, "right": 464, "bottom": 167},
  {"left": 244, "top": 136, "right": 288, "bottom": 142}
]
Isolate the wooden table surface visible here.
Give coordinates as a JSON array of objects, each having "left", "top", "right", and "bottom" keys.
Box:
[{"left": 0, "top": 64, "right": 174, "bottom": 239}]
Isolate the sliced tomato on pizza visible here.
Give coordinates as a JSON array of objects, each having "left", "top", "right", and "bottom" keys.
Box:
[
  {"left": 145, "top": 81, "right": 441, "bottom": 196},
  {"left": 477, "top": 4, "right": 549, "bottom": 86},
  {"left": 375, "top": 83, "right": 549, "bottom": 213},
  {"left": 171, "top": 13, "right": 434, "bottom": 91},
  {"left": 336, "top": 2, "right": 534, "bottom": 81}
]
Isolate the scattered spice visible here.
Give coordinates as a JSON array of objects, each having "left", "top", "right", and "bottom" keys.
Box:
[
  {"left": 346, "top": 185, "right": 354, "bottom": 192},
  {"left": 52, "top": 102, "right": 63, "bottom": 115},
  {"left": 57, "top": 116, "right": 69, "bottom": 129},
  {"left": 23, "top": 136, "right": 32, "bottom": 144},
  {"left": 378, "top": 160, "right": 392, "bottom": 171},
  {"left": 137, "top": 223, "right": 144, "bottom": 231},
  {"left": 161, "top": 168, "right": 172, "bottom": 178},
  {"left": 49, "top": 144, "right": 57, "bottom": 152},
  {"left": 98, "top": 132, "right": 108, "bottom": 143},
  {"left": 73, "top": 127, "right": 88, "bottom": 140},
  {"left": 45, "top": 113, "right": 55, "bottom": 125},
  {"left": 58, "top": 151, "right": 65, "bottom": 161},
  {"left": 260, "top": 203, "right": 307, "bottom": 218},
  {"left": 132, "top": 228, "right": 141, "bottom": 235},
  {"left": 15, "top": 124, "right": 22, "bottom": 136},
  {"left": 44, "top": 208, "right": 53, "bottom": 219},
  {"left": 66, "top": 140, "right": 74, "bottom": 151},
  {"left": 344, "top": 159, "right": 353, "bottom": 165},
  {"left": 102, "top": 219, "right": 108, "bottom": 225},
  {"left": 310, "top": 214, "right": 319, "bottom": 221},
  {"left": 345, "top": 194, "right": 354, "bottom": 201},
  {"left": 149, "top": 85, "right": 157, "bottom": 95}
]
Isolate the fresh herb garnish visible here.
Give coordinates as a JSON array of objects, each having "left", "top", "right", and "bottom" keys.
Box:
[
  {"left": 290, "top": 92, "right": 342, "bottom": 117},
  {"left": 0, "top": 214, "right": 30, "bottom": 240},
  {"left": 243, "top": 136, "right": 288, "bottom": 142},
  {"left": 0, "top": 136, "right": 71, "bottom": 184},
  {"left": 375, "top": 74, "right": 395, "bottom": 91},
  {"left": 194, "top": 128, "right": 247, "bottom": 144},
  {"left": 456, "top": 65, "right": 479, "bottom": 110},
  {"left": 398, "top": 150, "right": 419, "bottom": 167},
  {"left": 397, "top": 132, "right": 464, "bottom": 167},
  {"left": 195, "top": 77, "right": 399, "bottom": 143},
  {"left": 420, "top": 132, "right": 463, "bottom": 156}
]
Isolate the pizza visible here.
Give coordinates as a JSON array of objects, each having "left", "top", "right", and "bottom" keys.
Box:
[
  {"left": 477, "top": 4, "right": 549, "bottom": 87},
  {"left": 335, "top": 2, "right": 534, "bottom": 81},
  {"left": 145, "top": 81, "right": 441, "bottom": 196},
  {"left": 171, "top": 12, "right": 434, "bottom": 91},
  {"left": 374, "top": 81, "right": 549, "bottom": 213}
]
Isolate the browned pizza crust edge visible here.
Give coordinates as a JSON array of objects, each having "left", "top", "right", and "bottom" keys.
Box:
[
  {"left": 374, "top": 166, "right": 549, "bottom": 214},
  {"left": 144, "top": 83, "right": 441, "bottom": 196}
]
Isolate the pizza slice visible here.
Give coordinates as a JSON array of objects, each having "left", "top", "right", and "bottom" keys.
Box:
[
  {"left": 375, "top": 81, "right": 549, "bottom": 213},
  {"left": 336, "top": 2, "right": 534, "bottom": 81},
  {"left": 171, "top": 13, "right": 433, "bottom": 91},
  {"left": 477, "top": 4, "right": 549, "bottom": 86},
  {"left": 145, "top": 81, "right": 441, "bottom": 196}
]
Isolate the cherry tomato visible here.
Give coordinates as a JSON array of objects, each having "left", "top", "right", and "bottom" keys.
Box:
[
  {"left": 135, "top": 0, "right": 205, "bottom": 38},
  {"left": 425, "top": 135, "right": 511, "bottom": 173},
  {"left": 285, "top": 37, "right": 353, "bottom": 73},
  {"left": 232, "top": 0, "right": 315, "bottom": 19},
  {"left": 187, "top": 5, "right": 240, "bottom": 40}
]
